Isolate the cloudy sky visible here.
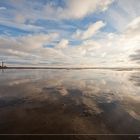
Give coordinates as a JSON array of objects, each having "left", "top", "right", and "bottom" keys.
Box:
[{"left": 0, "top": 0, "right": 140, "bottom": 67}]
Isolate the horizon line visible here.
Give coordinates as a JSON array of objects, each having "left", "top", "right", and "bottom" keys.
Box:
[{"left": 0, "top": 66, "right": 140, "bottom": 70}]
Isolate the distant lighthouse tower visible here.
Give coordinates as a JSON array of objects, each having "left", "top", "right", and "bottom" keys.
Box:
[
  {"left": 2, "top": 61, "right": 4, "bottom": 68},
  {"left": 0, "top": 61, "right": 7, "bottom": 68}
]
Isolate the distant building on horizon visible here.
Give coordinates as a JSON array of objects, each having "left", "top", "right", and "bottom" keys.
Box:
[
  {"left": 0, "top": 61, "right": 7, "bottom": 68},
  {"left": 2, "top": 62, "right": 4, "bottom": 67}
]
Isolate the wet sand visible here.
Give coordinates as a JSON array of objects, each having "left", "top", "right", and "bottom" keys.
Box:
[{"left": 0, "top": 69, "right": 140, "bottom": 140}]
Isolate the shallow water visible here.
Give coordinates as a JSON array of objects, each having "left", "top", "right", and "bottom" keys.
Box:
[{"left": 0, "top": 69, "right": 140, "bottom": 139}]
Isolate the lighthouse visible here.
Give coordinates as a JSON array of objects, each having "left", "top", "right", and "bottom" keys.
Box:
[
  {"left": 2, "top": 61, "right": 4, "bottom": 68},
  {"left": 1, "top": 61, "right": 6, "bottom": 68}
]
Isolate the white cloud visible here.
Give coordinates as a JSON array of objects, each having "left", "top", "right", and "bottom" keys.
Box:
[
  {"left": 93, "top": 16, "right": 140, "bottom": 66},
  {"left": 0, "top": 33, "right": 68, "bottom": 66},
  {"left": 73, "top": 21, "right": 106, "bottom": 40},
  {"left": 127, "top": 17, "right": 140, "bottom": 28},
  {"left": 0, "top": 20, "right": 44, "bottom": 32},
  {"left": 76, "top": 40, "right": 101, "bottom": 57},
  {"left": 104, "top": 0, "right": 140, "bottom": 31},
  {"left": 0, "top": 7, "right": 7, "bottom": 10},
  {"left": 57, "top": 0, "right": 113, "bottom": 19},
  {"left": 125, "top": 16, "right": 140, "bottom": 36},
  {"left": 0, "top": 0, "right": 113, "bottom": 25},
  {"left": 55, "top": 39, "right": 69, "bottom": 49},
  {"left": 0, "top": 0, "right": 113, "bottom": 37},
  {"left": 0, "top": 16, "right": 139, "bottom": 67},
  {"left": 0, "top": 0, "right": 140, "bottom": 67}
]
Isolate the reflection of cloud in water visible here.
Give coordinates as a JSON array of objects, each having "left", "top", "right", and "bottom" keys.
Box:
[
  {"left": 0, "top": 69, "right": 140, "bottom": 134},
  {"left": 9, "top": 79, "right": 31, "bottom": 86},
  {"left": 129, "top": 72, "right": 140, "bottom": 86},
  {"left": 128, "top": 110, "right": 140, "bottom": 121}
]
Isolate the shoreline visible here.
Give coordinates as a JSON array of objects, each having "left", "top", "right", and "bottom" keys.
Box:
[{"left": 0, "top": 67, "right": 140, "bottom": 70}]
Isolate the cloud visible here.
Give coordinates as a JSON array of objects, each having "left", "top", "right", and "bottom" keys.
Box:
[
  {"left": 0, "top": 7, "right": 7, "bottom": 10},
  {"left": 76, "top": 40, "right": 101, "bottom": 57},
  {"left": 0, "top": 33, "right": 70, "bottom": 66},
  {"left": 96, "top": 17, "right": 140, "bottom": 66},
  {"left": 0, "top": 20, "right": 44, "bottom": 32},
  {"left": 1, "top": 17, "right": 139, "bottom": 67},
  {"left": 0, "top": 33, "right": 59, "bottom": 51},
  {"left": 0, "top": 0, "right": 113, "bottom": 25},
  {"left": 0, "top": 0, "right": 111, "bottom": 36},
  {"left": 130, "top": 50, "right": 140, "bottom": 64},
  {"left": 0, "top": 0, "right": 140, "bottom": 67},
  {"left": 73, "top": 21, "right": 106, "bottom": 40},
  {"left": 69, "top": 16, "right": 140, "bottom": 67},
  {"left": 57, "top": 0, "right": 113, "bottom": 19},
  {"left": 125, "top": 16, "right": 140, "bottom": 37},
  {"left": 55, "top": 39, "right": 69, "bottom": 49},
  {"left": 102, "top": 0, "right": 140, "bottom": 31}
]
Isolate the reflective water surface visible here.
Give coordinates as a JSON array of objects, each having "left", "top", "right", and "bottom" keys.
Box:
[{"left": 0, "top": 69, "right": 140, "bottom": 139}]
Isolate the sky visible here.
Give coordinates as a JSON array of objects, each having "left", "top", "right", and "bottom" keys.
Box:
[{"left": 0, "top": 0, "right": 140, "bottom": 67}]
